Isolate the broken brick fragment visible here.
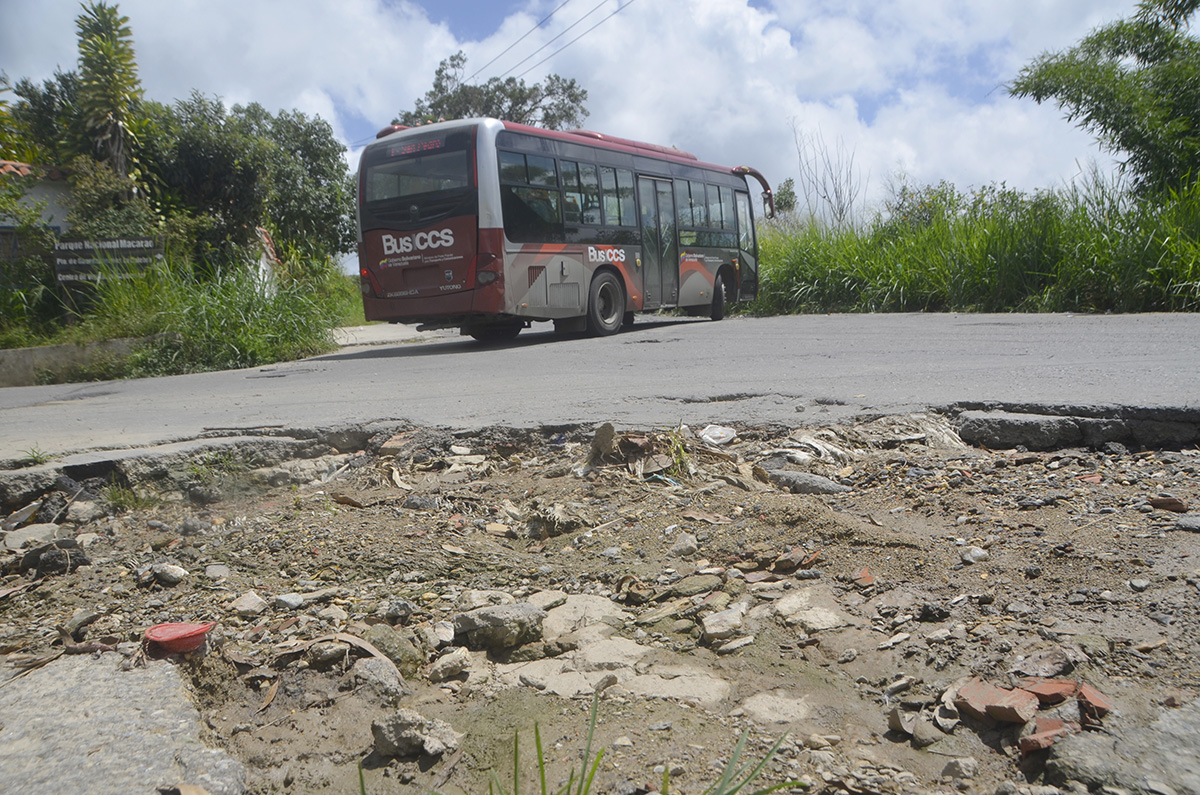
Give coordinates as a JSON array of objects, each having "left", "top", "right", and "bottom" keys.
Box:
[
  {"left": 853, "top": 566, "right": 875, "bottom": 588},
  {"left": 954, "top": 677, "right": 1008, "bottom": 722},
  {"left": 1078, "top": 682, "right": 1114, "bottom": 718},
  {"left": 772, "top": 546, "right": 807, "bottom": 573},
  {"left": 1018, "top": 677, "right": 1080, "bottom": 704},
  {"left": 954, "top": 677, "right": 1042, "bottom": 724},
  {"left": 985, "top": 687, "right": 1040, "bottom": 723},
  {"left": 1018, "top": 717, "right": 1079, "bottom": 755}
]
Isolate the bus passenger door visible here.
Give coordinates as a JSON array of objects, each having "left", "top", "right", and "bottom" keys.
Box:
[
  {"left": 735, "top": 191, "right": 759, "bottom": 300},
  {"left": 637, "top": 177, "right": 678, "bottom": 309}
]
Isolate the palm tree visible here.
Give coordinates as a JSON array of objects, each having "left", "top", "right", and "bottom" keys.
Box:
[{"left": 76, "top": 1, "right": 142, "bottom": 181}]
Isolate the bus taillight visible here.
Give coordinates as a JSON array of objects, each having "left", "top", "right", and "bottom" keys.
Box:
[
  {"left": 360, "top": 266, "right": 384, "bottom": 298},
  {"left": 475, "top": 228, "right": 505, "bottom": 284}
]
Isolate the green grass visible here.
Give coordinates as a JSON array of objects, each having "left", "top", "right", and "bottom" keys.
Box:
[
  {"left": 754, "top": 177, "right": 1200, "bottom": 315},
  {"left": 101, "top": 482, "right": 157, "bottom": 512},
  {"left": 487, "top": 694, "right": 802, "bottom": 795},
  {"left": 19, "top": 444, "right": 51, "bottom": 466},
  {"left": 8, "top": 257, "right": 361, "bottom": 380}
]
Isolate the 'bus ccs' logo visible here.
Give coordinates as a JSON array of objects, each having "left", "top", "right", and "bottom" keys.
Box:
[
  {"left": 381, "top": 229, "right": 454, "bottom": 255},
  {"left": 587, "top": 246, "right": 626, "bottom": 264}
]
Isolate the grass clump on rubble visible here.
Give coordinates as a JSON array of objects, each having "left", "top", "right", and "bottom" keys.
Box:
[{"left": 487, "top": 693, "right": 803, "bottom": 795}]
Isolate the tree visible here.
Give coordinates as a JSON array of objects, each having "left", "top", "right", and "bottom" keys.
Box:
[
  {"left": 231, "top": 103, "right": 355, "bottom": 258},
  {"left": 75, "top": 1, "right": 143, "bottom": 181},
  {"left": 396, "top": 51, "right": 588, "bottom": 130},
  {"left": 5, "top": 2, "right": 353, "bottom": 273},
  {"left": 0, "top": 73, "right": 26, "bottom": 162},
  {"left": 0, "top": 177, "right": 60, "bottom": 339},
  {"left": 164, "top": 92, "right": 271, "bottom": 270},
  {"left": 790, "top": 123, "right": 864, "bottom": 227},
  {"left": 1009, "top": 0, "right": 1200, "bottom": 193},
  {"left": 64, "top": 154, "right": 157, "bottom": 240},
  {"left": 773, "top": 178, "right": 797, "bottom": 214},
  {"left": 9, "top": 69, "right": 87, "bottom": 166}
]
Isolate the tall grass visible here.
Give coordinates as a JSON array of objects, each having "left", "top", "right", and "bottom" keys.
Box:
[
  {"left": 11, "top": 246, "right": 364, "bottom": 380},
  {"left": 76, "top": 260, "right": 341, "bottom": 376},
  {"left": 756, "top": 176, "right": 1200, "bottom": 315}
]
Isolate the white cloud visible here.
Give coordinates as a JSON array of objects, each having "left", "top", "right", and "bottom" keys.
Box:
[{"left": 2, "top": 0, "right": 1132, "bottom": 212}]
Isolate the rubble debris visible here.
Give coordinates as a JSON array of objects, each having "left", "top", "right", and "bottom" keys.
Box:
[
  {"left": 452, "top": 603, "right": 546, "bottom": 651},
  {"left": 372, "top": 709, "right": 463, "bottom": 758},
  {"left": 1, "top": 417, "right": 1197, "bottom": 794},
  {"left": 765, "top": 470, "right": 851, "bottom": 494}
]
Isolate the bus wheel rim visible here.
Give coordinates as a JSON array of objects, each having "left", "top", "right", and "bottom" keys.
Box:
[{"left": 598, "top": 282, "right": 620, "bottom": 327}]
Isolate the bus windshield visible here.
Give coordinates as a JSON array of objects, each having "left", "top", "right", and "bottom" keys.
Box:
[
  {"left": 364, "top": 149, "right": 471, "bottom": 202},
  {"left": 359, "top": 129, "right": 476, "bottom": 228}
]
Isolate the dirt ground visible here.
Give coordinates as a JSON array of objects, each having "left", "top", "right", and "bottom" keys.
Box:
[{"left": 2, "top": 414, "right": 1199, "bottom": 794}]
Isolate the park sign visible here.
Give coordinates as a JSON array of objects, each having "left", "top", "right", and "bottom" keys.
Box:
[{"left": 54, "top": 237, "right": 164, "bottom": 285}]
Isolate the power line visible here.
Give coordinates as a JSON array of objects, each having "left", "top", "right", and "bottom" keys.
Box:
[
  {"left": 465, "top": 0, "right": 575, "bottom": 85},
  {"left": 512, "top": 0, "right": 639, "bottom": 80},
  {"left": 495, "top": 0, "right": 610, "bottom": 80}
]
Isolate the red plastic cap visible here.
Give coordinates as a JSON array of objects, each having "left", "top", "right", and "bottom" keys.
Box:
[{"left": 144, "top": 621, "right": 216, "bottom": 653}]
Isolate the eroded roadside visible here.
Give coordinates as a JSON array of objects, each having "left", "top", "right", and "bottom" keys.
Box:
[{"left": 1, "top": 414, "right": 1199, "bottom": 795}]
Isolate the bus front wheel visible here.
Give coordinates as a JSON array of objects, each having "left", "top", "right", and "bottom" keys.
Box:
[
  {"left": 587, "top": 272, "right": 626, "bottom": 336},
  {"left": 710, "top": 276, "right": 727, "bottom": 321}
]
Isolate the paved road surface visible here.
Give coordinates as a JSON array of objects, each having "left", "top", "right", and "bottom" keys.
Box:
[{"left": 2, "top": 313, "right": 1199, "bottom": 457}]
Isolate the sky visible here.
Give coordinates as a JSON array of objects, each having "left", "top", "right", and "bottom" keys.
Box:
[{"left": 3, "top": 0, "right": 1135, "bottom": 219}]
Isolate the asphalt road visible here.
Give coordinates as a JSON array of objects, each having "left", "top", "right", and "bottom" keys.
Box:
[{"left": 2, "top": 313, "right": 1199, "bottom": 457}]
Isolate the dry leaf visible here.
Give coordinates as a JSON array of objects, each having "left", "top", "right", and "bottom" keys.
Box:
[
  {"left": 330, "top": 493, "right": 364, "bottom": 508},
  {"left": 256, "top": 678, "right": 280, "bottom": 714},
  {"left": 389, "top": 467, "right": 413, "bottom": 490},
  {"left": 0, "top": 582, "right": 39, "bottom": 601}
]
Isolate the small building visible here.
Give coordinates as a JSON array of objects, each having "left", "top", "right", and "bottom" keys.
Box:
[{"left": 1, "top": 160, "right": 72, "bottom": 260}]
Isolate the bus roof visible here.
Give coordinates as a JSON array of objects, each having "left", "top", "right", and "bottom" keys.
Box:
[
  {"left": 499, "top": 120, "right": 728, "bottom": 171},
  {"left": 372, "top": 117, "right": 744, "bottom": 182}
]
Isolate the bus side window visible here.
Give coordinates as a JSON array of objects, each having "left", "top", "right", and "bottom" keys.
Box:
[
  {"left": 675, "top": 179, "right": 694, "bottom": 227},
  {"left": 502, "top": 186, "right": 562, "bottom": 241},
  {"left": 499, "top": 151, "right": 527, "bottom": 183},
  {"left": 736, "top": 191, "right": 755, "bottom": 254},
  {"left": 690, "top": 181, "right": 708, "bottom": 227},
  {"left": 526, "top": 155, "right": 558, "bottom": 187},
  {"left": 562, "top": 161, "right": 582, "bottom": 224},
  {"left": 499, "top": 149, "right": 564, "bottom": 242},
  {"left": 712, "top": 185, "right": 736, "bottom": 247},
  {"left": 579, "top": 163, "right": 600, "bottom": 225},
  {"left": 602, "top": 167, "right": 636, "bottom": 227},
  {"left": 719, "top": 187, "right": 736, "bottom": 231}
]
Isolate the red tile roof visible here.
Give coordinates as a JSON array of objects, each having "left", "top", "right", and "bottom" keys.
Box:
[{"left": 0, "top": 160, "right": 68, "bottom": 180}]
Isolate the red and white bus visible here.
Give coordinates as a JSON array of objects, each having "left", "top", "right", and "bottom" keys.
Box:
[{"left": 356, "top": 118, "right": 773, "bottom": 341}]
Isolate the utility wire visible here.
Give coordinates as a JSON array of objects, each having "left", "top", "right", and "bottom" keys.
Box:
[
  {"left": 465, "top": 0, "right": 575, "bottom": 85},
  {"left": 513, "top": 0, "right": 639, "bottom": 79},
  {"left": 495, "top": 0, "right": 609, "bottom": 80}
]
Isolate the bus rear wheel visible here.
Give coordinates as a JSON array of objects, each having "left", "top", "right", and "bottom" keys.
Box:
[
  {"left": 587, "top": 272, "right": 626, "bottom": 336},
  {"left": 465, "top": 321, "right": 523, "bottom": 342}
]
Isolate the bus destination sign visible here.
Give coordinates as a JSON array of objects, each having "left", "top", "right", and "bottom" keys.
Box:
[{"left": 390, "top": 137, "right": 444, "bottom": 157}]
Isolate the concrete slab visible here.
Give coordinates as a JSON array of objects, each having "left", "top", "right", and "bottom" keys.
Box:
[{"left": 0, "top": 654, "right": 245, "bottom": 794}]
